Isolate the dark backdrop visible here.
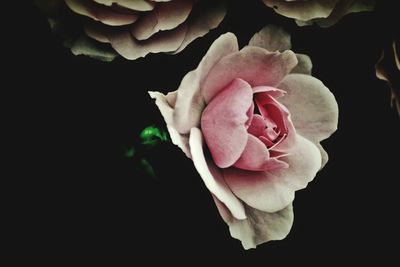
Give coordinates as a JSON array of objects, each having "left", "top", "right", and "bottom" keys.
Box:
[{"left": 16, "top": 0, "right": 400, "bottom": 265}]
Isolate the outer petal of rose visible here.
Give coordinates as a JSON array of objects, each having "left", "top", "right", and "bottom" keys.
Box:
[
  {"left": 70, "top": 34, "right": 118, "bottom": 61},
  {"left": 131, "top": 0, "right": 193, "bottom": 41},
  {"left": 213, "top": 197, "right": 293, "bottom": 249},
  {"left": 93, "top": 0, "right": 155, "bottom": 11},
  {"left": 106, "top": 23, "right": 188, "bottom": 60},
  {"left": 65, "top": 0, "right": 138, "bottom": 26},
  {"left": 292, "top": 54, "right": 312, "bottom": 75},
  {"left": 172, "top": 33, "right": 239, "bottom": 134},
  {"left": 248, "top": 25, "right": 291, "bottom": 52},
  {"left": 233, "top": 135, "right": 288, "bottom": 171},
  {"left": 148, "top": 91, "right": 191, "bottom": 158},
  {"left": 262, "top": 0, "right": 338, "bottom": 21},
  {"left": 255, "top": 92, "right": 297, "bottom": 152},
  {"left": 172, "top": 0, "right": 227, "bottom": 54},
  {"left": 248, "top": 25, "right": 311, "bottom": 75},
  {"left": 189, "top": 127, "right": 246, "bottom": 220},
  {"left": 223, "top": 134, "right": 321, "bottom": 213},
  {"left": 278, "top": 74, "right": 339, "bottom": 143},
  {"left": 202, "top": 47, "right": 298, "bottom": 103},
  {"left": 201, "top": 79, "right": 253, "bottom": 168},
  {"left": 310, "top": 0, "right": 375, "bottom": 28},
  {"left": 317, "top": 143, "right": 329, "bottom": 169}
]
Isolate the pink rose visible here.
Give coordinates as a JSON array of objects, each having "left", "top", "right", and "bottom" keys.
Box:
[
  {"left": 263, "top": 0, "right": 375, "bottom": 27},
  {"left": 150, "top": 25, "right": 338, "bottom": 249},
  {"left": 58, "top": 0, "right": 226, "bottom": 60}
]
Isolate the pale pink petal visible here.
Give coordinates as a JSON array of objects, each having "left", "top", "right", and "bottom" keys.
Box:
[
  {"left": 278, "top": 74, "right": 339, "bottom": 143},
  {"left": 248, "top": 25, "right": 291, "bottom": 52},
  {"left": 248, "top": 25, "right": 311, "bottom": 75},
  {"left": 245, "top": 102, "right": 255, "bottom": 129},
  {"left": 292, "top": 54, "right": 313, "bottom": 75},
  {"left": 172, "top": 0, "right": 226, "bottom": 54},
  {"left": 189, "top": 127, "right": 246, "bottom": 220},
  {"left": 172, "top": 33, "right": 239, "bottom": 134},
  {"left": 255, "top": 92, "right": 296, "bottom": 152},
  {"left": 108, "top": 23, "right": 188, "bottom": 60},
  {"left": 148, "top": 91, "right": 191, "bottom": 157},
  {"left": 65, "top": 0, "right": 138, "bottom": 26},
  {"left": 84, "top": 22, "right": 110, "bottom": 43},
  {"left": 233, "top": 135, "right": 288, "bottom": 171},
  {"left": 317, "top": 143, "right": 329, "bottom": 169},
  {"left": 252, "top": 86, "right": 286, "bottom": 97},
  {"left": 201, "top": 79, "right": 253, "bottom": 168},
  {"left": 131, "top": 0, "right": 193, "bottom": 41},
  {"left": 202, "top": 47, "right": 298, "bottom": 103},
  {"left": 93, "top": 0, "right": 155, "bottom": 11},
  {"left": 247, "top": 114, "right": 267, "bottom": 137},
  {"left": 213, "top": 197, "right": 294, "bottom": 249},
  {"left": 223, "top": 134, "right": 321, "bottom": 213}
]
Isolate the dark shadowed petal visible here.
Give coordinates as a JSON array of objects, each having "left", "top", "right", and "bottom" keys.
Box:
[
  {"left": 262, "top": 0, "right": 338, "bottom": 21},
  {"left": 213, "top": 197, "right": 294, "bottom": 249},
  {"left": 376, "top": 40, "right": 400, "bottom": 115},
  {"left": 172, "top": 0, "right": 226, "bottom": 54},
  {"left": 65, "top": 0, "right": 139, "bottom": 26},
  {"left": 107, "top": 23, "right": 188, "bottom": 59}
]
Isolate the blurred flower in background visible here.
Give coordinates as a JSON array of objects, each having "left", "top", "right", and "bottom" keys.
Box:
[
  {"left": 262, "top": 0, "right": 375, "bottom": 27},
  {"left": 376, "top": 39, "right": 399, "bottom": 115},
  {"left": 35, "top": 0, "right": 226, "bottom": 61}
]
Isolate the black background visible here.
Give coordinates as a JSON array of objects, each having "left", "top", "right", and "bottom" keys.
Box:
[{"left": 13, "top": 0, "right": 400, "bottom": 264}]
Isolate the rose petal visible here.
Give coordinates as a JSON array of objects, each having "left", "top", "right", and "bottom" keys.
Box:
[
  {"left": 172, "top": 0, "right": 226, "bottom": 54},
  {"left": 317, "top": 143, "right": 329, "bottom": 169},
  {"left": 252, "top": 85, "right": 286, "bottom": 97},
  {"left": 213, "top": 197, "right": 294, "bottom": 249},
  {"left": 292, "top": 54, "right": 313, "bottom": 75},
  {"left": 223, "top": 134, "right": 321, "bottom": 213},
  {"left": 255, "top": 92, "right": 296, "bottom": 152},
  {"left": 202, "top": 47, "right": 298, "bottom": 103},
  {"left": 189, "top": 127, "right": 246, "bottom": 220},
  {"left": 247, "top": 114, "right": 267, "bottom": 137},
  {"left": 172, "top": 32, "right": 239, "bottom": 134},
  {"left": 201, "top": 79, "right": 253, "bottom": 168},
  {"left": 107, "top": 23, "right": 188, "bottom": 60},
  {"left": 233, "top": 135, "right": 288, "bottom": 171},
  {"left": 93, "top": 0, "right": 155, "bottom": 11},
  {"left": 131, "top": 0, "right": 193, "bottom": 41},
  {"left": 278, "top": 74, "right": 339, "bottom": 143},
  {"left": 311, "top": 0, "right": 375, "bottom": 27},
  {"left": 149, "top": 91, "right": 191, "bottom": 158},
  {"left": 262, "top": 0, "right": 338, "bottom": 21},
  {"left": 70, "top": 34, "right": 117, "bottom": 61},
  {"left": 65, "top": 0, "right": 139, "bottom": 26},
  {"left": 248, "top": 25, "right": 291, "bottom": 52},
  {"left": 376, "top": 40, "right": 400, "bottom": 115}
]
